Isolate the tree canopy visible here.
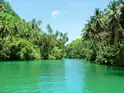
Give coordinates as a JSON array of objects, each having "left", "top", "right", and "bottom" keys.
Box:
[
  {"left": 66, "top": 0, "right": 124, "bottom": 66},
  {"left": 0, "top": 0, "right": 68, "bottom": 60},
  {"left": 2, "top": 0, "right": 124, "bottom": 66}
]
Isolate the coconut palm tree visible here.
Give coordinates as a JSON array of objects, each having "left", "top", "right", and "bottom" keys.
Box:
[
  {"left": 32, "top": 19, "right": 42, "bottom": 30},
  {"left": 46, "top": 24, "right": 53, "bottom": 35},
  {"left": 55, "top": 30, "right": 59, "bottom": 38},
  {"left": 90, "top": 8, "right": 106, "bottom": 40},
  {"left": 107, "top": 1, "right": 122, "bottom": 45}
]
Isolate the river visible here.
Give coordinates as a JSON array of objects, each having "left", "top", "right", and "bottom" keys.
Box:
[{"left": 0, "top": 59, "right": 124, "bottom": 93}]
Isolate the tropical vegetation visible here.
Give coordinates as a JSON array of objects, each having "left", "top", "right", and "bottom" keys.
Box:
[
  {"left": 66, "top": 0, "right": 124, "bottom": 66},
  {"left": 1, "top": 0, "right": 124, "bottom": 66},
  {"left": 0, "top": 0, "right": 68, "bottom": 60}
]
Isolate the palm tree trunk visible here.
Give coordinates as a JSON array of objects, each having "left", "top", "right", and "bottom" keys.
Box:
[{"left": 111, "top": 26, "right": 118, "bottom": 45}]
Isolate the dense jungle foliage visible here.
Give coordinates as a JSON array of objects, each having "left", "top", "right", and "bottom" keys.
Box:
[
  {"left": 1, "top": 0, "right": 124, "bottom": 66},
  {"left": 0, "top": 0, "right": 68, "bottom": 60},
  {"left": 66, "top": 0, "right": 124, "bottom": 66}
]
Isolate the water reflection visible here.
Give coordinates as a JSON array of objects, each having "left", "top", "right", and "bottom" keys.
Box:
[
  {"left": 39, "top": 60, "right": 66, "bottom": 93},
  {"left": 83, "top": 61, "right": 124, "bottom": 93},
  {"left": 0, "top": 60, "right": 124, "bottom": 93},
  {"left": 64, "top": 59, "right": 85, "bottom": 93},
  {"left": 0, "top": 61, "right": 41, "bottom": 93}
]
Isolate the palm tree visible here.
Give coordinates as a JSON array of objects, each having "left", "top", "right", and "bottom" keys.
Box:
[
  {"left": 46, "top": 24, "right": 53, "bottom": 34},
  {"left": 63, "top": 32, "right": 68, "bottom": 42},
  {"left": 32, "top": 19, "right": 42, "bottom": 30},
  {"left": 0, "top": 13, "right": 11, "bottom": 40},
  {"left": 107, "top": 1, "right": 122, "bottom": 45},
  {"left": 90, "top": 8, "right": 106, "bottom": 40},
  {"left": 55, "top": 30, "right": 59, "bottom": 38},
  {"left": 59, "top": 32, "right": 63, "bottom": 38}
]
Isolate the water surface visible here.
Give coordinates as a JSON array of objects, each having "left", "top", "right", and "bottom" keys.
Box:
[{"left": 0, "top": 59, "right": 124, "bottom": 93}]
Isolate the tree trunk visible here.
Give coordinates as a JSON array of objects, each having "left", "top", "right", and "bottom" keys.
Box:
[{"left": 111, "top": 26, "right": 118, "bottom": 45}]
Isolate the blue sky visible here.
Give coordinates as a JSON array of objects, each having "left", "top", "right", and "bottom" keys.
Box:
[{"left": 8, "top": 0, "right": 111, "bottom": 43}]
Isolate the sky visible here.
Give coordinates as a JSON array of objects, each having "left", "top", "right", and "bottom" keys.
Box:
[{"left": 8, "top": 0, "right": 111, "bottom": 43}]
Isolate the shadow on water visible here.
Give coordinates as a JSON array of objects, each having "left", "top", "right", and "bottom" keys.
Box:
[
  {"left": 103, "top": 66, "right": 124, "bottom": 77},
  {"left": 82, "top": 59, "right": 124, "bottom": 77},
  {"left": 82, "top": 59, "right": 124, "bottom": 93}
]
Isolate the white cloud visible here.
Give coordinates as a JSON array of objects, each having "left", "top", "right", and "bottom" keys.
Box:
[{"left": 52, "top": 10, "right": 61, "bottom": 19}]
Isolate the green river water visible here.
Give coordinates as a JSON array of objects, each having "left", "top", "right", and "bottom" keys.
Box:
[{"left": 0, "top": 59, "right": 124, "bottom": 93}]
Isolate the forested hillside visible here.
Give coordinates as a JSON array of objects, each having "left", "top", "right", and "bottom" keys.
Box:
[{"left": 0, "top": 0, "right": 68, "bottom": 60}]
